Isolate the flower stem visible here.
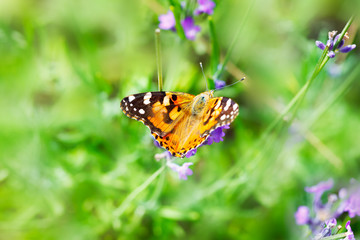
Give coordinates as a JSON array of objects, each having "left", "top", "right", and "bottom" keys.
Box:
[
  {"left": 321, "top": 233, "right": 347, "bottom": 240},
  {"left": 155, "top": 28, "right": 163, "bottom": 91},
  {"left": 170, "top": 5, "right": 186, "bottom": 40},
  {"left": 333, "top": 16, "right": 354, "bottom": 50},
  {"left": 255, "top": 16, "right": 354, "bottom": 146},
  {"left": 305, "top": 61, "right": 360, "bottom": 128},
  {"left": 213, "top": 0, "right": 255, "bottom": 80},
  {"left": 208, "top": 16, "right": 220, "bottom": 75},
  {"left": 201, "top": 16, "right": 356, "bottom": 199}
]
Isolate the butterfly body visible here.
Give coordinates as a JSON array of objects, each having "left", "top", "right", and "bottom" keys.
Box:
[{"left": 120, "top": 91, "right": 239, "bottom": 158}]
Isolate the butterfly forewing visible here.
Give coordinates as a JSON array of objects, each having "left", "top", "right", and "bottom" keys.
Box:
[
  {"left": 120, "top": 91, "right": 194, "bottom": 137},
  {"left": 199, "top": 97, "right": 239, "bottom": 137}
]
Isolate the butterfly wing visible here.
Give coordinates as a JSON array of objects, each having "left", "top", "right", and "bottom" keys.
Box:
[
  {"left": 120, "top": 91, "right": 194, "bottom": 137},
  {"left": 152, "top": 96, "right": 239, "bottom": 158},
  {"left": 199, "top": 97, "right": 239, "bottom": 137}
]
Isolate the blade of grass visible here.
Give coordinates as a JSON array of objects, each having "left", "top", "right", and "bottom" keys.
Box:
[{"left": 112, "top": 165, "right": 166, "bottom": 229}]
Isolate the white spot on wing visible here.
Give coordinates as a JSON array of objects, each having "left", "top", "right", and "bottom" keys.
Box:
[
  {"left": 134, "top": 108, "right": 137, "bottom": 111},
  {"left": 128, "top": 95, "right": 135, "bottom": 102},
  {"left": 139, "top": 109, "right": 145, "bottom": 114},
  {"left": 144, "top": 92, "right": 152, "bottom": 105},
  {"left": 233, "top": 103, "right": 238, "bottom": 111},
  {"left": 220, "top": 115, "right": 226, "bottom": 120},
  {"left": 215, "top": 98, "right": 222, "bottom": 109},
  {"left": 163, "top": 96, "right": 170, "bottom": 106},
  {"left": 224, "top": 99, "right": 232, "bottom": 111}
]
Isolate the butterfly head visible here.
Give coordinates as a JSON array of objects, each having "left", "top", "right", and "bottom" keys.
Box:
[{"left": 191, "top": 90, "right": 214, "bottom": 115}]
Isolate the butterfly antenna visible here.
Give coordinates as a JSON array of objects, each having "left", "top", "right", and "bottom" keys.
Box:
[
  {"left": 215, "top": 77, "right": 246, "bottom": 91},
  {"left": 199, "top": 62, "right": 208, "bottom": 90}
]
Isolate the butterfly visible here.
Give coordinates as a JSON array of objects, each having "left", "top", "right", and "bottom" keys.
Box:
[{"left": 120, "top": 91, "right": 239, "bottom": 158}]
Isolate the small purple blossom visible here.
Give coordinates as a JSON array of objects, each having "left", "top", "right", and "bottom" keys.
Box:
[
  {"left": 343, "top": 187, "right": 360, "bottom": 218},
  {"left": 316, "top": 41, "right": 326, "bottom": 50},
  {"left": 159, "top": 10, "right": 176, "bottom": 31},
  {"left": 185, "top": 148, "right": 197, "bottom": 158},
  {"left": 344, "top": 220, "right": 355, "bottom": 240},
  {"left": 305, "top": 179, "right": 334, "bottom": 194},
  {"left": 328, "top": 51, "right": 336, "bottom": 58},
  {"left": 295, "top": 179, "right": 359, "bottom": 239},
  {"left": 325, "top": 218, "right": 337, "bottom": 228},
  {"left": 214, "top": 79, "right": 226, "bottom": 89},
  {"left": 181, "top": 17, "right": 201, "bottom": 40},
  {"left": 194, "top": 0, "right": 216, "bottom": 15},
  {"left": 167, "top": 161, "right": 193, "bottom": 180},
  {"left": 316, "top": 31, "right": 356, "bottom": 58},
  {"left": 206, "top": 125, "right": 230, "bottom": 145},
  {"left": 153, "top": 139, "right": 162, "bottom": 148},
  {"left": 295, "top": 206, "right": 310, "bottom": 225},
  {"left": 305, "top": 179, "right": 334, "bottom": 202}
]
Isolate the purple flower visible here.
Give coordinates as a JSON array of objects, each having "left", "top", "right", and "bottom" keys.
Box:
[
  {"left": 214, "top": 79, "right": 226, "bottom": 89},
  {"left": 295, "top": 179, "right": 360, "bottom": 239},
  {"left": 325, "top": 218, "right": 337, "bottom": 228},
  {"left": 185, "top": 148, "right": 197, "bottom": 158},
  {"left": 194, "top": 0, "right": 216, "bottom": 15},
  {"left": 159, "top": 10, "right": 176, "bottom": 31},
  {"left": 343, "top": 188, "right": 360, "bottom": 218},
  {"left": 167, "top": 162, "right": 194, "bottom": 180},
  {"left": 344, "top": 220, "right": 355, "bottom": 240},
  {"left": 305, "top": 179, "right": 334, "bottom": 200},
  {"left": 295, "top": 206, "right": 310, "bottom": 225},
  {"left": 206, "top": 125, "right": 230, "bottom": 145},
  {"left": 316, "top": 41, "right": 326, "bottom": 50},
  {"left": 316, "top": 31, "right": 356, "bottom": 58},
  {"left": 153, "top": 139, "right": 162, "bottom": 148},
  {"left": 181, "top": 17, "right": 201, "bottom": 40}
]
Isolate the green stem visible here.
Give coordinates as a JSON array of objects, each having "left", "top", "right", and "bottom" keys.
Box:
[
  {"left": 213, "top": 0, "right": 255, "bottom": 80},
  {"left": 333, "top": 16, "right": 354, "bottom": 50},
  {"left": 112, "top": 165, "right": 166, "bottom": 228},
  {"left": 149, "top": 160, "right": 166, "bottom": 203},
  {"left": 170, "top": 5, "right": 186, "bottom": 40},
  {"left": 209, "top": 16, "right": 220, "bottom": 75},
  {"left": 201, "top": 16, "right": 356, "bottom": 200},
  {"left": 306, "top": 62, "right": 360, "bottom": 128},
  {"left": 321, "top": 233, "right": 347, "bottom": 240},
  {"left": 254, "top": 16, "right": 354, "bottom": 146},
  {"left": 155, "top": 29, "right": 163, "bottom": 91}
]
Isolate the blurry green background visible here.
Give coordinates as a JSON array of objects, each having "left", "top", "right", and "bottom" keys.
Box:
[{"left": 0, "top": 0, "right": 359, "bottom": 239}]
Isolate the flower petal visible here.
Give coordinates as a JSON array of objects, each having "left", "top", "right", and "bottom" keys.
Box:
[
  {"left": 185, "top": 148, "right": 197, "bottom": 158},
  {"left": 206, "top": 125, "right": 230, "bottom": 145},
  {"left": 181, "top": 17, "right": 201, "bottom": 40},
  {"left": 328, "top": 51, "right": 335, "bottom": 58},
  {"left": 214, "top": 79, "right": 226, "bottom": 89},
  {"left": 194, "top": 0, "right": 216, "bottom": 15},
  {"left": 159, "top": 10, "right": 176, "bottom": 30},
  {"left": 315, "top": 41, "right": 326, "bottom": 50},
  {"left": 340, "top": 44, "right": 356, "bottom": 53},
  {"left": 305, "top": 179, "right": 334, "bottom": 194},
  {"left": 327, "top": 39, "right": 334, "bottom": 50},
  {"left": 294, "top": 206, "right": 310, "bottom": 225},
  {"left": 337, "top": 39, "right": 345, "bottom": 49},
  {"left": 167, "top": 162, "right": 194, "bottom": 180}
]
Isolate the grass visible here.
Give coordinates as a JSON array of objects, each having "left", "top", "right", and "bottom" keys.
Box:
[{"left": 0, "top": 0, "right": 359, "bottom": 239}]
